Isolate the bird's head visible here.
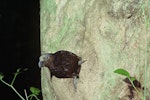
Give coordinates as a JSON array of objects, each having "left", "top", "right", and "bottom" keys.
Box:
[{"left": 38, "top": 53, "right": 54, "bottom": 68}]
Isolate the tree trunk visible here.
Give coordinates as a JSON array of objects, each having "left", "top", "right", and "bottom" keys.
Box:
[{"left": 40, "top": 0, "right": 150, "bottom": 100}]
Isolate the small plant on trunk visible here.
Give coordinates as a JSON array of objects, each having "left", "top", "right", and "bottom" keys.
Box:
[{"left": 114, "top": 68, "right": 144, "bottom": 100}]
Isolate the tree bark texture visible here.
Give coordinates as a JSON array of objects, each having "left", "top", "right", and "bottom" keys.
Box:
[{"left": 40, "top": 0, "right": 150, "bottom": 100}]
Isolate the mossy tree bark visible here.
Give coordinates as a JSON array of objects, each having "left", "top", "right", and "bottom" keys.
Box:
[{"left": 40, "top": 0, "right": 150, "bottom": 100}]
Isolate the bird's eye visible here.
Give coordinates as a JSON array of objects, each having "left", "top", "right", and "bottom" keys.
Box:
[{"left": 45, "top": 56, "right": 49, "bottom": 60}]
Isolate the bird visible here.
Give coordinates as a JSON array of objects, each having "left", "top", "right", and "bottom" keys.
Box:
[{"left": 38, "top": 50, "right": 86, "bottom": 89}]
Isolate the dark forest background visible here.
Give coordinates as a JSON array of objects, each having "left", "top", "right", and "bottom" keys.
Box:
[{"left": 0, "top": 0, "right": 42, "bottom": 99}]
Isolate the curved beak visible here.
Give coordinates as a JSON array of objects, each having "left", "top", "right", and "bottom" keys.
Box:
[
  {"left": 38, "top": 61, "right": 44, "bottom": 68},
  {"left": 38, "top": 53, "right": 51, "bottom": 68}
]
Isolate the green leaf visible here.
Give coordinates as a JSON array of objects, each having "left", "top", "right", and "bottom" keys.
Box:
[
  {"left": 114, "top": 68, "right": 130, "bottom": 77},
  {"left": 15, "top": 68, "right": 28, "bottom": 75},
  {"left": 17, "top": 68, "right": 22, "bottom": 73},
  {"left": 0, "top": 73, "right": 4, "bottom": 80},
  {"left": 23, "top": 68, "right": 28, "bottom": 71},
  {"left": 130, "top": 77, "right": 136, "bottom": 82},
  {"left": 30, "top": 87, "right": 40, "bottom": 96}
]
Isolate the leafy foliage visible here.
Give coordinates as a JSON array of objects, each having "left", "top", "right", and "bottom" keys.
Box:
[
  {"left": 30, "top": 87, "right": 40, "bottom": 96},
  {"left": 114, "top": 68, "right": 143, "bottom": 99},
  {"left": 0, "top": 68, "right": 41, "bottom": 100},
  {"left": 0, "top": 73, "right": 4, "bottom": 80},
  {"left": 114, "top": 68, "right": 130, "bottom": 77}
]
